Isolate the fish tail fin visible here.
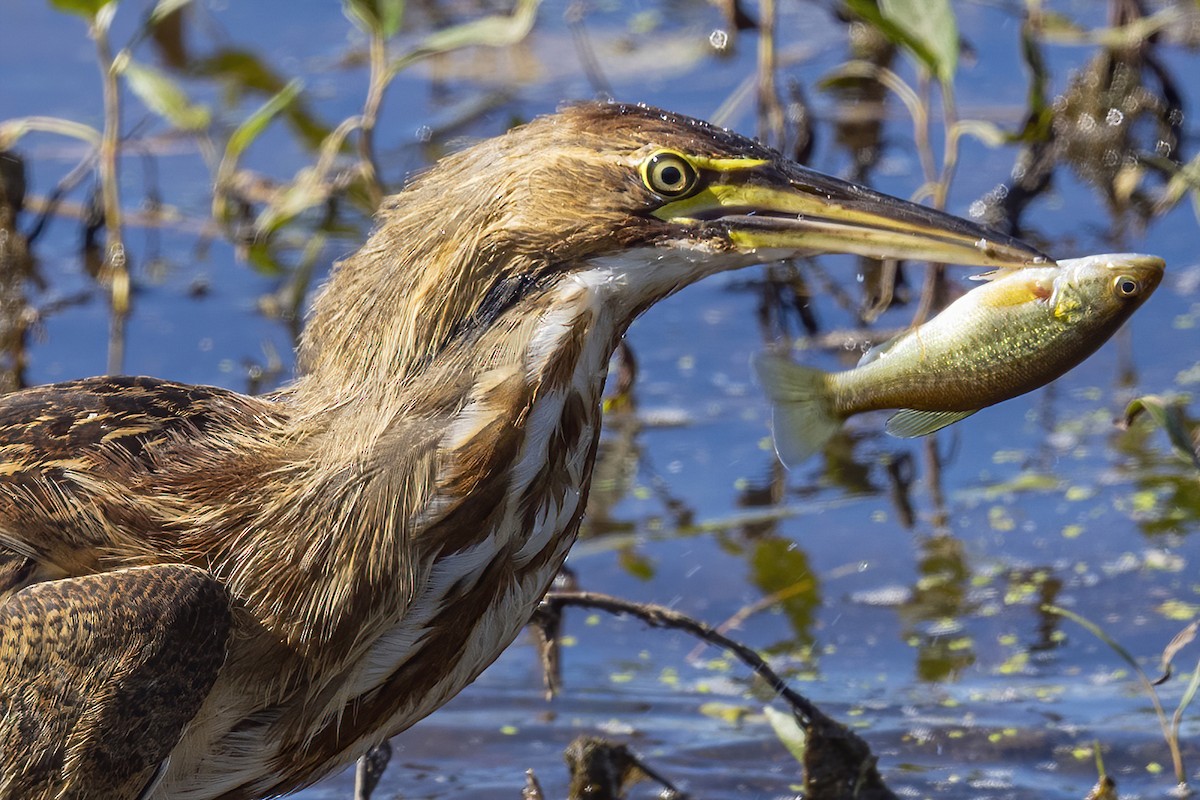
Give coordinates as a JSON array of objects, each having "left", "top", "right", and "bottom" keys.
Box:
[{"left": 753, "top": 353, "right": 841, "bottom": 468}]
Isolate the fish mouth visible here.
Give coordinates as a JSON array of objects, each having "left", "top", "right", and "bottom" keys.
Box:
[{"left": 656, "top": 159, "right": 1053, "bottom": 270}]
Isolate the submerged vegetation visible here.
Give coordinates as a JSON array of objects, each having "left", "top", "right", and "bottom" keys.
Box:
[{"left": 3, "top": 0, "right": 1200, "bottom": 797}]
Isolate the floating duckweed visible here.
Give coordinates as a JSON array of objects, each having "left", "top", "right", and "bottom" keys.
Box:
[
  {"left": 1071, "top": 744, "right": 1095, "bottom": 760},
  {"left": 1004, "top": 580, "right": 1037, "bottom": 605},
  {"left": 1156, "top": 599, "right": 1199, "bottom": 621},
  {"left": 989, "top": 506, "right": 1016, "bottom": 531},
  {"left": 1133, "top": 489, "right": 1160, "bottom": 512},
  {"left": 1065, "top": 485, "right": 1094, "bottom": 501},
  {"left": 698, "top": 702, "right": 747, "bottom": 724},
  {"left": 996, "top": 651, "right": 1029, "bottom": 675}
]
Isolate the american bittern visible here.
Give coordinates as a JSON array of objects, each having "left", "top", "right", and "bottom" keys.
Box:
[{"left": 0, "top": 102, "right": 1047, "bottom": 799}]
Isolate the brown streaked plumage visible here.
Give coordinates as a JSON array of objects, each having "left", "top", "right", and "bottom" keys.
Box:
[{"left": 0, "top": 102, "right": 1049, "bottom": 799}]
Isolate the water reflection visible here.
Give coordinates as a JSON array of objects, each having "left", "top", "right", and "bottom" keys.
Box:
[{"left": 0, "top": 151, "right": 31, "bottom": 393}]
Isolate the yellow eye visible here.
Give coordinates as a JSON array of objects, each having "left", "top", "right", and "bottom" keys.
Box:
[
  {"left": 642, "top": 151, "right": 698, "bottom": 198},
  {"left": 1113, "top": 275, "right": 1141, "bottom": 298}
]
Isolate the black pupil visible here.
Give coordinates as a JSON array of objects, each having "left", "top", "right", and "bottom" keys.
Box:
[
  {"left": 660, "top": 165, "right": 682, "bottom": 186},
  {"left": 1120, "top": 279, "right": 1137, "bottom": 294}
]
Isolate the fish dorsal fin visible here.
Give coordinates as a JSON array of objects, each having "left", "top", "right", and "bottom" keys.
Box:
[{"left": 885, "top": 408, "right": 978, "bottom": 438}]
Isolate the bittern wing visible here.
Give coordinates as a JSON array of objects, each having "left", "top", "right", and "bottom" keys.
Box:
[
  {"left": 0, "top": 375, "right": 286, "bottom": 581},
  {"left": 0, "top": 564, "right": 232, "bottom": 800}
]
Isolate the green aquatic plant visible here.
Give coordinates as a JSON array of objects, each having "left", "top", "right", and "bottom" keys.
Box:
[{"left": 1045, "top": 604, "right": 1200, "bottom": 792}]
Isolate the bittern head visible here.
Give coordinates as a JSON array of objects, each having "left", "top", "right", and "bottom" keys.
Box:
[{"left": 301, "top": 102, "right": 1049, "bottom": 388}]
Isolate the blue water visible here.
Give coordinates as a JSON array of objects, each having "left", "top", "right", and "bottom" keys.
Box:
[{"left": 3, "top": 1, "right": 1199, "bottom": 797}]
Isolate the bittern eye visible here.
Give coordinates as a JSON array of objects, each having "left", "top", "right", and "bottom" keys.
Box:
[
  {"left": 642, "top": 151, "right": 698, "bottom": 198},
  {"left": 1113, "top": 275, "right": 1141, "bottom": 297}
]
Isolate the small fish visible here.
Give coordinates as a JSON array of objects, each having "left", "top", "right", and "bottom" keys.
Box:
[{"left": 755, "top": 253, "right": 1164, "bottom": 466}]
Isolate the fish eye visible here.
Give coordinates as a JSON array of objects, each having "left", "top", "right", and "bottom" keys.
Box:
[
  {"left": 642, "top": 151, "right": 699, "bottom": 198},
  {"left": 1113, "top": 275, "right": 1141, "bottom": 298}
]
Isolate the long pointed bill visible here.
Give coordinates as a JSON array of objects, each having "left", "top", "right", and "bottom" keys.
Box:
[{"left": 655, "top": 159, "right": 1052, "bottom": 269}]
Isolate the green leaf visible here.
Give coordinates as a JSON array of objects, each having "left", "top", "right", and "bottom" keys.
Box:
[
  {"left": 845, "top": 0, "right": 957, "bottom": 84},
  {"left": 149, "top": 0, "right": 193, "bottom": 25},
  {"left": 1156, "top": 621, "right": 1199, "bottom": 684},
  {"left": 879, "top": 0, "right": 958, "bottom": 83},
  {"left": 1175, "top": 656, "right": 1200, "bottom": 735},
  {"left": 225, "top": 79, "right": 303, "bottom": 164},
  {"left": 843, "top": 0, "right": 936, "bottom": 79},
  {"left": 953, "top": 119, "right": 1009, "bottom": 148},
  {"left": 0, "top": 116, "right": 102, "bottom": 149},
  {"left": 764, "top": 706, "right": 807, "bottom": 764},
  {"left": 1043, "top": 604, "right": 1143, "bottom": 675},
  {"left": 343, "top": 0, "right": 404, "bottom": 38},
  {"left": 121, "top": 60, "right": 210, "bottom": 131},
  {"left": 253, "top": 116, "right": 360, "bottom": 234},
  {"left": 213, "top": 79, "right": 303, "bottom": 220},
  {"left": 49, "top": 0, "right": 116, "bottom": 19},
  {"left": 389, "top": 0, "right": 540, "bottom": 75},
  {"left": 1122, "top": 395, "right": 1200, "bottom": 470}
]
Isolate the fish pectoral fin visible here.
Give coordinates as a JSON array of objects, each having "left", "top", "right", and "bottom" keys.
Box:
[{"left": 885, "top": 408, "right": 978, "bottom": 438}]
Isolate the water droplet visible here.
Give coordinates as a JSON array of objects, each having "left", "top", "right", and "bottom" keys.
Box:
[
  {"left": 709, "top": 29, "right": 729, "bottom": 51},
  {"left": 1105, "top": 108, "right": 1124, "bottom": 126}
]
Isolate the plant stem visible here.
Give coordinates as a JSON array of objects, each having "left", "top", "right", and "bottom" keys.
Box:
[
  {"left": 756, "top": 0, "right": 783, "bottom": 147},
  {"left": 357, "top": 29, "right": 388, "bottom": 209},
  {"left": 92, "top": 14, "right": 128, "bottom": 375}
]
